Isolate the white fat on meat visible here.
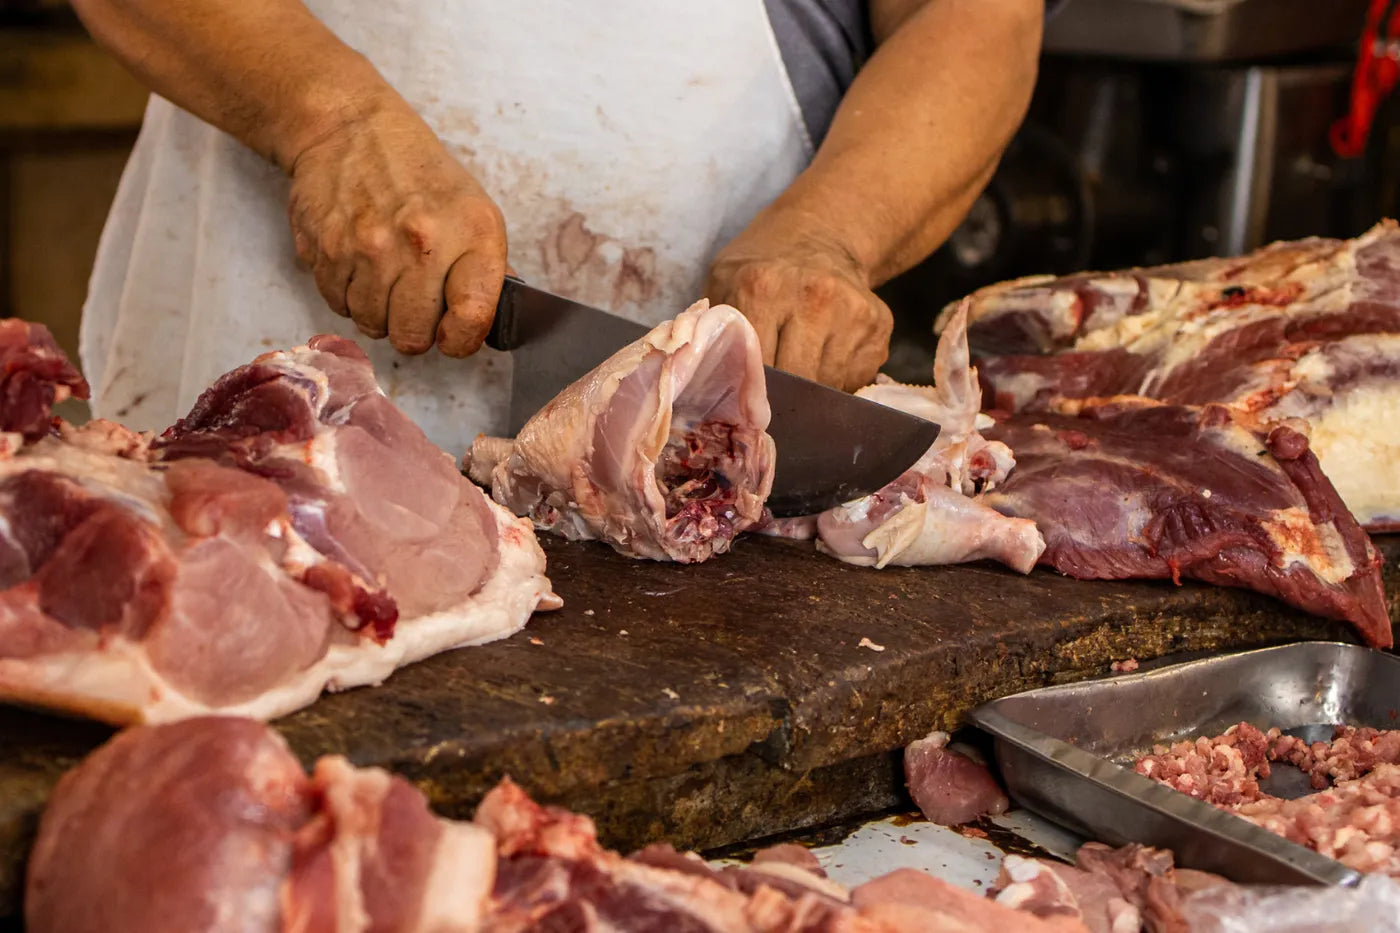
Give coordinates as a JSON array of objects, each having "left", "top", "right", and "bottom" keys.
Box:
[
  {"left": 468, "top": 300, "right": 775, "bottom": 563},
  {"left": 0, "top": 335, "right": 560, "bottom": 726},
  {"left": 815, "top": 302, "right": 1045, "bottom": 573},
  {"left": 30, "top": 717, "right": 1098, "bottom": 933}
]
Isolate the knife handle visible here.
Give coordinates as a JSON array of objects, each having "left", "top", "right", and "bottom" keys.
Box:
[{"left": 485, "top": 274, "right": 526, "bottom": 352}]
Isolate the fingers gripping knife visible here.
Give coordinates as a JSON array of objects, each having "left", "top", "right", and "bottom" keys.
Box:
[{"left": 485, "top": 276, "right": 940, "bottom": 518}]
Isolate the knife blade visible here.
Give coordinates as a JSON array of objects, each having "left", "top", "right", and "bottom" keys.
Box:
[{"left": 486, "top": 276, "right": 940, "bottom": 517}]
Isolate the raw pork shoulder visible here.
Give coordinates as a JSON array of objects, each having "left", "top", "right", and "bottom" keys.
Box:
[
  {"left": 815, "top": 302, "right": 1046, "bottom": 573},
  {"left": 28, "top": 716, "right": 1092, "bottom": 933},
  {"left": 0, "top": 331, "right": 558, "bottom": 724},
  {"left": 468, "top": 300, "right": 775, "bottom": 563},
  {"left": 979, "top": 398, "right": 1391, "bottom": 648},
  {"left": 954, "top": 222, "right": 1400, "bottom": 529}
]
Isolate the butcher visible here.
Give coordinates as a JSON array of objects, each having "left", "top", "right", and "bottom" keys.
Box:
[{"left": 71, "top": 0, "right": 1044, "bottom": 458}]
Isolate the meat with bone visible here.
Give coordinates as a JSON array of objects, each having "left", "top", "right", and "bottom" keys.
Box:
[
  {"left": 0, "top": 334, "right": 557, "bottom": 724},
  {"left": 467, "top": 299, "right": 775, "bottom": 562},
  {"left": 904, "top": 730, "right": 1010, "bottom": 826},
  {"left": 814, "top": 302, "right": 1046, "bottom": 573},
  {"left": 953, "top": 222, "right": 1400, "bottom": 530},
  {"left": 28, "top": 716, "right": 1093, "bottom": 933},
  {"left": 978, "top": 398, "right": 1391, "bottom": 649}
]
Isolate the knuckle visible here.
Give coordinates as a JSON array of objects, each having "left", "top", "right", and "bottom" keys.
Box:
[
  {"left": 734, "top": 263, "right": 778, "bottom": 299},
  {"left": 352, "top": 220, "right": 394, "bottom": 259}
]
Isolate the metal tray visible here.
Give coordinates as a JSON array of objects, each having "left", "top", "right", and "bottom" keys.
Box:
[
  {"left": 968, "top": 642, "right": 1400, "bottom": 887},
  {"left": 1043, "top": 0, "right": 1367, "bottom": 62}
]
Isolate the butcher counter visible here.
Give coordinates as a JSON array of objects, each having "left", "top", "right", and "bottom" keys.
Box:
[{"left": 2, "top": 533, "right": 1396, "bottom": 920}]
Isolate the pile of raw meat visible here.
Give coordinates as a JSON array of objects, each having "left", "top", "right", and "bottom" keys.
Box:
[
  {"left": 1135, "top": 722, "right": 1400, "bottom": 875},
  {"left": 25, "top": 716, "right": 1089, "bottom": 933},
  {"left": 0, "top": 321, "right": 558, "bottom": 725}
]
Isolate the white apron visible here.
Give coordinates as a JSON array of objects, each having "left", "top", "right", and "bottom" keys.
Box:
[{"left": 80, "top": 1, "right": 814, "bottom": 458}]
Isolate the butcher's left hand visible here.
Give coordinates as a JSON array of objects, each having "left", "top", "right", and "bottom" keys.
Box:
[{"left": 706, "top": 227, "right": 893, "bottom": 393}]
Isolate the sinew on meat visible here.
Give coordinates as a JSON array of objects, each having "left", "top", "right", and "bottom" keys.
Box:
[
  {"left": 954, "top": 221, "right": 1400, "bottom": 530},
  {"left": 0, "top": 327, "right": 558, "bottom": 724},
  {"left": 27, "top": 716, "right": 1094, "bottom": 933},
  {"left": 467, "top": 299, "right": 775, "bottom": 563},
  {"left": 978, "top": 397, "right": 1391, "bottom": 648}
]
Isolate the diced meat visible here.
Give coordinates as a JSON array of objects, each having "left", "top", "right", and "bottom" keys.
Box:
[
  {"left": 29, "top": 717, "right": 1097, "bottom": 933},
  {"left": 980, "top": 399, "right": 1391, "bottom": 649},
  {"left": 0, "top": 319, "right": 89, "bottom": 441},
  {"left": 468, "top": 300, "right": 775, "bottom": 563},
  {"left": 905, "top": 730, "right": 1010, "bottom": 826},
  {"left": 0, "top": 333, "right": 558, "bottom": 725},
  {"left": 1136, "top": 723, "right": 1400, "bottom": 877},
  {"left": 958, "top": 222, "right": 1400, "bottom": 529},
  {"left": 814, "top": 302, "right": 1046, "bottom": 574}
]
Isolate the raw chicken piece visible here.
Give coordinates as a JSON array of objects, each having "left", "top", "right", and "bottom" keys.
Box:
[
  {"left": 468, "top": 300, "right": 775, "bottom": 563},
  {"left": 815, "top": 302, "right": 1046, "bottom": 573},
  {"left": 0, "top": 334, "right": 558, "bottom": 724},
  {"left": 29, "top": 717, "right": 1093, "bottom": 933}
]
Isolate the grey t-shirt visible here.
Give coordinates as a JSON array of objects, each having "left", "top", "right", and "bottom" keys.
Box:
[{"left": 765, "top": 0, "right": 1065, "bottom": 146}]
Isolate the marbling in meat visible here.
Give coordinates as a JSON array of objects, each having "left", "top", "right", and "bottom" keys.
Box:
[
  {"left": 954, "top": 222, "right": 1400, "bottom": 529},
  {"left": 28, "top": 716, "right": 1094, "bottom": 933},
  {"left": 815, "top": 302, "right": 1046, "bottom": 573},
  {"left": 468, "top": 300, "right": 775, "bottom": 562},
  {"left": 980, "top": 398, "right": 1391, "bottom": 648},
  {"left": 0, "top": 333, "right": 558, "bottom": 724}
]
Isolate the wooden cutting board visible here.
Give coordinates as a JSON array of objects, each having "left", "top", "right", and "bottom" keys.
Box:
[{"left": 2, "top": 535, "right": 1393, "bottom": 918}]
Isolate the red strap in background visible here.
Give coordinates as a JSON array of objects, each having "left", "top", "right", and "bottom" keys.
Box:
[{"left": 1332, "top": 0, "right": 1400, "bottom": 159}]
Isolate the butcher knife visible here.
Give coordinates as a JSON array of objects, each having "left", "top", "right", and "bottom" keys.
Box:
[{"left": 485, "top": 276, "right": 940, "bottom": 518}]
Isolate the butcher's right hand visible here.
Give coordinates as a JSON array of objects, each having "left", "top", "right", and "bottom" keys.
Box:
[{"left": 287, "top": 95, "right": 507, "bottom": 357}]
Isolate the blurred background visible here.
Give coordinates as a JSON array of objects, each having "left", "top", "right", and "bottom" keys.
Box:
[{"left": 0, "top": 0, "right": 1391, "bottom": 380}]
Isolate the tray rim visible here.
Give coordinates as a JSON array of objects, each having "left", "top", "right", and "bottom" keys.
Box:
[{"left": 968, "top": 640, "right": 1387, "bottom": 887}]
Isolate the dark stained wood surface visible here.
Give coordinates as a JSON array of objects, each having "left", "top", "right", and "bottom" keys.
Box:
[{"left": 3, "top": 534, "right": 1394, "bottom": 918}]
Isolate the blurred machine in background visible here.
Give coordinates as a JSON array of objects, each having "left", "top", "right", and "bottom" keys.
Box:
[{"left": 882, "top": 0, "right": 1379, "bottom": 379}]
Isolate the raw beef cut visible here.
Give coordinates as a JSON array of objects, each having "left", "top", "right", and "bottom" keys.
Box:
[
  {"left": 468, "top": 300, "right": 775, "bottom": 563},
  {"left": 979, "top": 398, "right": 1391, "bottom": 648},
  {"left": 904, "top": 730, "right": 1010, "bottom": 826},
  {"left": 28, "top": 716, "right": 1093, "bottom": 933},
  {"left": 951, "top": 222, "right": 1400, "bottom": 529},
  {"left": 0, "top": 333, "right": 558, "bottom": 724},
  {"left": 814, "top": 303, "right": 1045, "bottom": 573},
  {"left": 0, "top": 319, "right": 88, "bottom": 440}
]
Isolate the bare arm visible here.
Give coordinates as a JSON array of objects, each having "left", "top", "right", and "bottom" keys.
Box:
[
  {"left": 708, "top": 0, "right": 1043, "bottom": 390},
  {"left": 72, "top": 0, "right": 507, "bottom": 357}
]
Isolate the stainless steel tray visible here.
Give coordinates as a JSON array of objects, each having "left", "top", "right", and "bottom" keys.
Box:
[{"left": 968, "top": 642, "right": 1400, "bottom": 886}]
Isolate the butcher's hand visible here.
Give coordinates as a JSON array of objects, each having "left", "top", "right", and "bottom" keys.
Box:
[
  {"left": 706, "top": 222, "right": 893, "bottom": 393},
  {"left": 288, "top": 95, "right": 507, "bottom": 356}
]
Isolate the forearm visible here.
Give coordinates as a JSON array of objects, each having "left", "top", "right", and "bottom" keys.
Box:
[
  {"left": 71, "top": 0, "right": 397, "bottom": 172},
  {"left": 757, "top": 0, "right": 1042, "bottom": 286}
]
